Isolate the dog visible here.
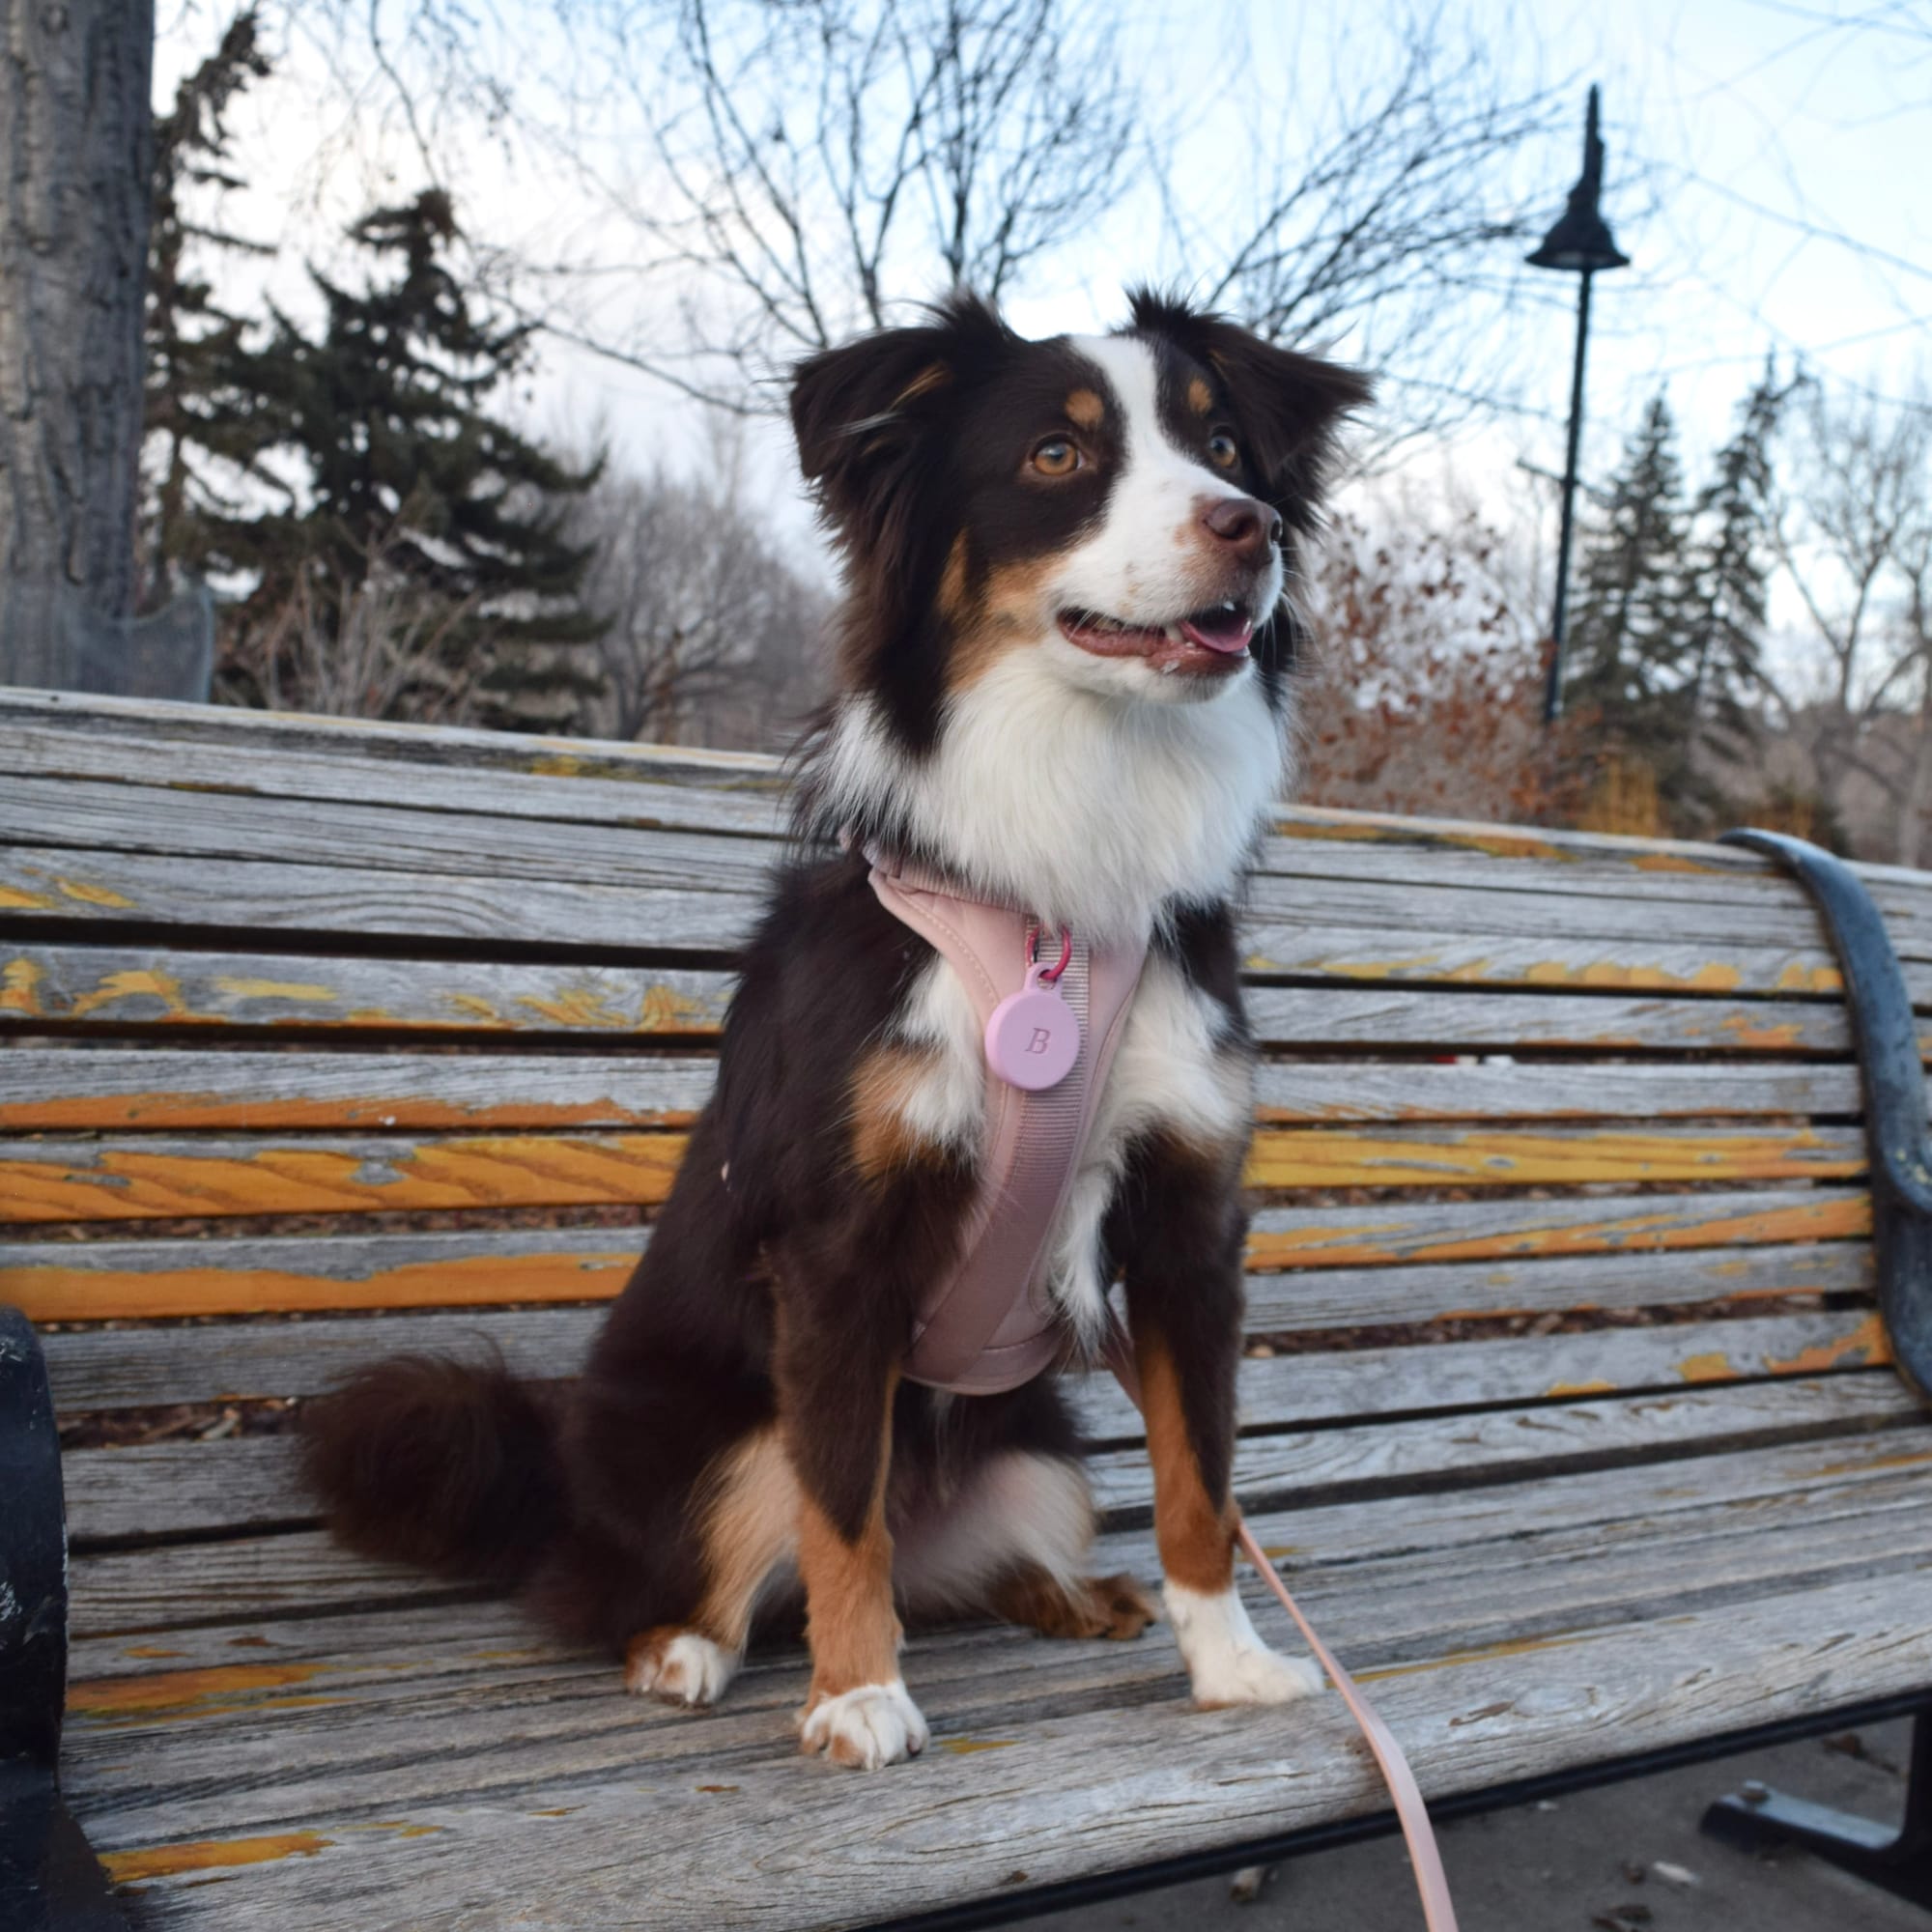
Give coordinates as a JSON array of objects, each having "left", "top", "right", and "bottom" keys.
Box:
[{"left": 304, "top": 288, "right": 1369, "bottom": 1771}]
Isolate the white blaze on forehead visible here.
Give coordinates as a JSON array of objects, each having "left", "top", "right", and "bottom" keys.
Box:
[
  {"left": 1059, "top": 330, "right": 1252, "bottom": 603},
  {"left": 1055, "top": 333, "right": 1273, "bottom": 632}
]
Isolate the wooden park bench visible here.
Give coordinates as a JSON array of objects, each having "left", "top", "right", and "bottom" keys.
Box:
[{"left": 4, "top": 683, "right": 1932, "bottom": 1929}]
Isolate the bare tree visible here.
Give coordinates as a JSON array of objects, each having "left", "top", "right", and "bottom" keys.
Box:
[
  {"left": 1759, "top": 383, "right": 1932, "bottom": 864},
  {"left": 522, "top": 0, "right": 1143, "bottom": 410},
  {"left": 1189, "top": 13, "right": 1565, "bottom": 451},
  {"left": 562, "top": 425, "right": 832, "bottom": 750},
  {"left": 0, "top": 1, "right": 156, "bottom": 682}
]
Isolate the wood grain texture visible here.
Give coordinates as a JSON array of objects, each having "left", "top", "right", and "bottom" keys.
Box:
[
  {"left": 1, "top": 950, "right": 734, "bottom": 1039},
  {"left": 1246, "top": 1184, "right": 1873, "bottom": 1268},
  {"left": 0, "top": 1122, "right": 1868, "bottom": 1244},
  {"left": 0, "top": 1049, "right": 717, "bottom": 1131},
  {"left": 0, "top": 1046, "right": 1878, "bottom": 1136},
  {"left": 0, "top": 720, "right": 788, "bottom": 836},
  {"left": 14, "top": 1185, "right": 1876, "bottom": 1326},
  {"left": 0, "top": 1130, "right": 689, "bottom": 1225},
  {"left": 1242, "top": 984, "right": 1880, "bottom": 1054},
  {"left": 10, "top": 1215, "right": 1870, "bottom": 1331},
  {"left": 66, "top": 1568, "right": 1932, "bottom": 1929},
  {"left": 7, "top": 1229, "right": 640, "bottom": 1321},
  {"left": 1252, "top": 1059, "right": 1868, "bottom": 1122},
  {"left": 1068, "top": 1308, "right": 1893, "bottom": 1443},
  {"left": 39, "top": 1294, "right": 1889, "bottom": 1423},
  {"left": 0, "top": 849, "right": 755, "bottom": 952},
  {"left": 1240, "top": 1238, "right": 1875, "bottom": 1331},
  {"left": 60, "top": 1374, "right": 1924, "bottom": 1548}
]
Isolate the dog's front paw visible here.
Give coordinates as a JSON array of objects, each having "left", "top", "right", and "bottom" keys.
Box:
[
  {"left": 1165, "top": 1582, "right": 1323, "bottom": 1710},
  {"left": 625, "top": 1629, "right": 738, "bottom": 1708},
  {"left": 798, "top": 1679, "right": 929, "bottom": 1770}
]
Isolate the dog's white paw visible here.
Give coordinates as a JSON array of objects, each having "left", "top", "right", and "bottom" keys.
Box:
[
  {"left": 625, "top": 1631, "right": 738, "bottom": 1708},
  {"left": 798, "top": 1679, "right": 929, "bottom": 1770},
  {"left": 1165, "top": 1581, "right": 1323, "bottom": 1710}
]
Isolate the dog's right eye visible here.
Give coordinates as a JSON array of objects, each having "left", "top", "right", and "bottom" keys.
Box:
[{"left": 1030, "top": 438, "right": 1083, "bottom": 477}]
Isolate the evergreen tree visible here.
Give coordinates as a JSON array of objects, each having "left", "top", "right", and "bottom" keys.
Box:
[
  {"left": 1564, "top": 393, "right": 1704, "bottom": 820},
  {"left": 1677, "top": 362, "right": 1790, "bottom": 791},
  {"left": 141, "top": 8, "right": 272, "bottom": 603},
  {"left": 209, "top": 190, "right": 606, "bottom": 727}
]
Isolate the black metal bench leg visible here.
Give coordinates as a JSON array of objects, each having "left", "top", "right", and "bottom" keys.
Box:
[
  {"left": 0, "top": 1307, "right": 129, "bottom": 1932},
  {"left": 1701, "top": 1712, "right": 1932, "bottom": 1910}
]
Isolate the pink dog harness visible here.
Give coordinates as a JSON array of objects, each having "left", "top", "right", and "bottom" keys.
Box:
[
  {"left": 867, "top": 850, "right": 1148, "bottom": 1393},
  {"left": 864, "top": 847, "right": 1460, "bottom": 1932}
]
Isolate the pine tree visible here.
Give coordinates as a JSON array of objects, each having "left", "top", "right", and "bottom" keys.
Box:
[
  {"left": 211, "top": 190, "right": 606, "bottom": 727},
  {"left": 1676, "top": 362, "right": 1790, "bottom": 799},
  {"left": 142, "top": 8, "right": 273, "bottom": 603},
  {"left": 1564, "top": 393, "right": 1703, "bottom": 820}
]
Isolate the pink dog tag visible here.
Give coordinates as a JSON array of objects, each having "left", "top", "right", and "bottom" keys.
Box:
[{"left": 985, "top": 957, "right": 1080, "bottom": 1090}]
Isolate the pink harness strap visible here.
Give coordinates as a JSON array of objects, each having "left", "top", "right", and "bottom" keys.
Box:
[{"left": 867, "top": 855, "right": 1147, "bottom": 1394}]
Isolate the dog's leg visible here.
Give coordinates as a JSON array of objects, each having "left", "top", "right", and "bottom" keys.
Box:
[
  {"left": 1121, "top": 1136, "right": 1320, "bottom": 1710},
  {"left": 626, "top": 1426, "right": 799, "bottom": 1710},
  {"left": 778, "top": 1321, "right": 927, "bottom": 1770}
]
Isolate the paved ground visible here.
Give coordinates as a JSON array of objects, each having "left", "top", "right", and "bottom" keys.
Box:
[{"left": 1042, "top": 1720, "right": 1920, "bottom": 1931}]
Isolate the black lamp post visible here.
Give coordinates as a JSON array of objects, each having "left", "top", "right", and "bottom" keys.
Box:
[{"left": 1529, "top": 84, "right": 1630, "bottom": 724}]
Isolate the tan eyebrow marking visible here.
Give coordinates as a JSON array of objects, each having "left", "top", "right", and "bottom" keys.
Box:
[
  {"left": 1065, "top": 387, "right": 1105, "bottom": 429},
  {"left": 1186, "top": 376, "right": 1213, "bottom": 415}
]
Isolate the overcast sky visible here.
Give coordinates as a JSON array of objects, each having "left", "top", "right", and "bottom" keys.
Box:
[{"left": 156, "top": 0, "right": 1928, "bottom": 551}]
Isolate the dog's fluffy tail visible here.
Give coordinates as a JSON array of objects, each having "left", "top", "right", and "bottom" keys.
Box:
[{"left": 301, "top": 1353, "right": 564, "bottom": 1589}]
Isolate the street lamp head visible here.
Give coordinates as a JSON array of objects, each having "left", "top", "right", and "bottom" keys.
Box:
[{"left": 1527, "top": 84, "right": 1630, "bottom": 274}]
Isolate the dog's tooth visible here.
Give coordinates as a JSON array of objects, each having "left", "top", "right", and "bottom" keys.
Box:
[{"left": 1163, "top": 623, "right": 1182, "bottom": 644}]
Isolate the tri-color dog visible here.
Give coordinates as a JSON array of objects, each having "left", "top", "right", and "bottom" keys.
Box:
[{"left": 305, "top": 289, "right": 1370, "bottom": 1771}]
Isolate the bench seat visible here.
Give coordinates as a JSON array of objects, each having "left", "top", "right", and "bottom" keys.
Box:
[{"left": 4, "top": 686, "right": 1930, "bottom": 1928}]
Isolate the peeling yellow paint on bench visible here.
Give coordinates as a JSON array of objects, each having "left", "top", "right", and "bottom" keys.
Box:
[
  {"left": 1766, "top": 1311, "right": 1890, "bottom": 1375},
  {"left": 101, "top": 1831, "right": 333, "bottom": 1884}
]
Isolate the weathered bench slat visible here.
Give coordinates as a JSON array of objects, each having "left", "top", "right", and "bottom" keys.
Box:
[
  {"left": 16, "top": 1184, "right": 1874, "bottom": 1327},
  {"left": 1245, "top": 985, "right": 1899, "bottom": 1055},
  {"left": 0, "top": 775, "right": 786, "bottom": 896},
  {"left": 0, "top": 849, "right": 758, "bottom": 952},
  {"left": 0, "top": 688, "right": 787, "bottom": 790},
  {"left": 1, "top": 949, "right": 736, "bottom": 1038},
  {"left": 1246, "top": 1183, "right": 1871, "bottom": 1266},
  {"left": 62, "top": 1558, "right": 1932, "bottom": 1931},
  {"left": 59, "top": 1387, "right": 1925, "bottom": 1555},
  {"left": 16, "top": 844, "right": 1929, "bottom": 1002},
  {"left": 0, "top": 721, "right": 789, "bottom": 836},
  {"left": 8, "top": 1220, "right": 1872, "bottom": 1334},
  {"left": 17, "top": 706, "right": 1932, "bottom": 946},
  {"left": 36, "top": 1301, "right": 1889, "bottom": 1435},
  {"left": 0, "top": 1122, "right": 1872, "bottom": 1229},
  {"left": 19, "top": 949, "right": 1927, "bottom": 1062},
  {"left": 0, "top": 1046, "right": 1879, "bottom": 1134},
  {"left": 0, "top": 1050, "right": 721, "bottom": 1131}
]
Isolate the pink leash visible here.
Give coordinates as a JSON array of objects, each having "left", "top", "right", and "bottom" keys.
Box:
[{"left": 1108, "top": 1350, "right": 1461, "bottom": 1931}]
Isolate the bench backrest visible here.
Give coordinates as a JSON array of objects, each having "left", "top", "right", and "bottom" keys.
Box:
[{"left": 5, "top": 687, "right": 1924, "bottom": 1446}]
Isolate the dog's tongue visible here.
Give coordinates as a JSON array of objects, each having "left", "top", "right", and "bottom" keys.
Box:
[{"left": 1179, "top": 613, "right": 1255, "bottom": 656}]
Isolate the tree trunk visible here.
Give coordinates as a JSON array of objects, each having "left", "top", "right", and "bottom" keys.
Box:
[{"left": 0, "top": 1, "right": 156, "bottom": 686}]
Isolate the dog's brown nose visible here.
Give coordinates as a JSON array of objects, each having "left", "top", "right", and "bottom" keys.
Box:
[{"left": 1200, "top": 496, "right": 1282, "bottom": 554}]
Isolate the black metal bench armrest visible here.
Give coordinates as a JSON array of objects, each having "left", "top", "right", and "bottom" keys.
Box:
[{"left": 1723, "top": 829, "right": 1932, "bottom": 1400}]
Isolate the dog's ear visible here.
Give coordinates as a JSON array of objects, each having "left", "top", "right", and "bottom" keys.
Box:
[
  {"left": 1126, "top": 289, "right": 1371, "bottom": 529},
  {"left": 790, "top": 294, "right": 1012, "bottom": 545}
]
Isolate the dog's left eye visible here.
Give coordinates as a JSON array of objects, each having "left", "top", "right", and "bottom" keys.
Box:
[
  {"left": 1207, "top": 431, "right": 1240, "bottom": 469},
  {"left": 1031, "top": 437, "right": 1083, "bottom": 477}
]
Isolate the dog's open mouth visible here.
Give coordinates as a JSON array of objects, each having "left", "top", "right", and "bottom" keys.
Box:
[{"left": 1057, "top": 603, "right": 1256, "bottom": 674}]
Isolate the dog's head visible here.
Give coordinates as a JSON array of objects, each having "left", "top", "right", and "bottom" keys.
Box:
[{"left": 791, "top": 289, "right": 1370, "bottom": 753}]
